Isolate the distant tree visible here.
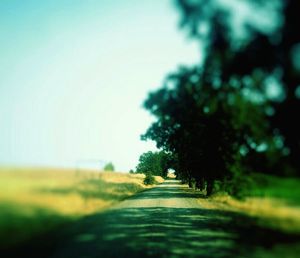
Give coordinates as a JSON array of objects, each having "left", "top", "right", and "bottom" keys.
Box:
[
  {"left": 129, "top": 169, "right": 135, "bottom": 174},
  {"left": 104, "top": 162, "right": 115, "bottom": 172},
  {"left": 136, "top": 151, "right": 173, "bottom": 178}
]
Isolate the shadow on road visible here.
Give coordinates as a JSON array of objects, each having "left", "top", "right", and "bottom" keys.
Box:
[
  {"left": 4, "top": 183, "right": 300, "bottom": 258},
  {"left": 47, "top": 207, "right": 299, "bottom": 258}
]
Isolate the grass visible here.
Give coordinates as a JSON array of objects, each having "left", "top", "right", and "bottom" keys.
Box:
[
  {"left": 0, "top": 167, "right": 163, "bottom": 250},
  {"left": 247, "top": 174, "right": 300, "bottom": 205},
  {"left": 198, "top": 174, "right": 300, "bottom": 234}
]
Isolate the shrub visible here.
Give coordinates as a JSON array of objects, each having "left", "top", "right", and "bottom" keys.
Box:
[
  {"left": 104, "top": 162, "right": 115, "bottom": 172},
  {"left": 143, "top": 174, "right": 156, "bottom": 185},
  {"left": 224, "top": 175, "right": 256, "bottom": 199}
]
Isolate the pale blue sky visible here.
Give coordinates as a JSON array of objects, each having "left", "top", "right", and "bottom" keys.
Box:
[{"left": 0, "top": 0, "right": 199, "bottom": 171}]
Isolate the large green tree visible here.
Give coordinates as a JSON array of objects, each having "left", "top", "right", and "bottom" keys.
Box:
[
  {"left": 143, "top": 66, "right": 276, "bottom": 194},
  {"left": 142, "top": 0, "right": 299, "bottom": 196},
  {"left": 175, "top": 0, "right": 300, "bottom": 175}
]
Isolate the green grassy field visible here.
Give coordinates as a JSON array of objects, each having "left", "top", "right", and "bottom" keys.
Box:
[
  {"left": 0, "top": 167, "right": 162, "bottom": 250},
  {"left": 247, "top": 174, "right": 300, "bottom": 205},
  {"left": 202, "top": 174, "right": 300, "bottom": 234}
]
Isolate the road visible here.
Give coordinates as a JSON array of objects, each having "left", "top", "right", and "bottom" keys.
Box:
[{"left": 49, "top": 180, "right": 299, "bottom": 258}]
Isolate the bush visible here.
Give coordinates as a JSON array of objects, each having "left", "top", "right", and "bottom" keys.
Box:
[
  {"left": 143, "top": 174, "right": 156, "bottom": 185},
  {"left": 224, "top": 175, "right": 256, "bottom": 199},
  {"left": 104, "top": 162, "right": 115, "bottom": 172}
]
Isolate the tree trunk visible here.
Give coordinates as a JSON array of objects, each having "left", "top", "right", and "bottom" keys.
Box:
[
  {"left": 188, "top": 175, "right": 193, "bottom": 188},
  {"left": 206, "top": 179, "right": 214, "bottom": 196}
]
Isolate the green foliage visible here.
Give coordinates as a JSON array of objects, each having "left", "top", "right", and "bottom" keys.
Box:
[
  {"left": 142, "top": 66, "right": 274, "bottom": 195},
  {"left": 129, "top": 169, "right": 134, "bottom": 174},
  {"left": 141, "top": 0, "right": 300, "bottom": 197},
  {"left": 104, "top": 162, "right": 115, "bottom": 172},
  {"left": 136, "top": 151, "right": 173, "bottom": 178},
  {"left": 245, "top": 174, "right": 300, "bottom": 205},
  {"left": 143, "top": 174, "right": 156, "bottom": 185}
]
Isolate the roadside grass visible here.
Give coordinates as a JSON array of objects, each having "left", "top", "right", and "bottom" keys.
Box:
[
  {"left": 246, "top": 174, "right": 300, "bottom": 205},
  {"left": 0, "top": 167, "right": 162, "bottom": 250},
  {"left": 199, "top": 174, "right": 300, "bottom": 234}
]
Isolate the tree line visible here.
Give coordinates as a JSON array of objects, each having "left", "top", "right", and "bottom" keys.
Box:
[{"left": 136, "top": 0, "right": 300, "bottom": 196}]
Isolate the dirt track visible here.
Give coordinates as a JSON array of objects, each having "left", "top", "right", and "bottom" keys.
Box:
[{"left": 49, "top": 180, "right": 299, "bottom": 258}]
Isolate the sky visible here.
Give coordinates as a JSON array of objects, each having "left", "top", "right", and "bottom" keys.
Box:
[{"left": 0, "top": 0, "right": 199, "bottom": 171}]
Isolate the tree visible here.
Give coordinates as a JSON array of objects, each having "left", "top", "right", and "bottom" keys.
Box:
[
  {"left": 142, "top": 66, "right": 275, "bottom": 195},
  {"left": 136, "top": 151, "right": 173, "bottom": 178},
  {"left": 175, "top": 0, "right": 300, "bottom": 175},
  {"left": 104, "top": 162, "right": 115, "bottom": 172},
  {"left": 141, "top": 0, "right": 299, "bottom": 196}
]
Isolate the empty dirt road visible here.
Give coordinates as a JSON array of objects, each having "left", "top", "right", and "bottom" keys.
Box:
[{"left": 44, "top": 180, "right": 299, "bottom": 258}]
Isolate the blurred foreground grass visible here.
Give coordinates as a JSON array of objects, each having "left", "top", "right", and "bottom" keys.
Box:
[
  {"left": 200, "top": 174, "right": 300, "bottom": 234},
  {"left": 0, "top": 167, "right": 162, "bottom": 250},
  {"left": 248, "top": 174, "right": 300, "bottom": 204}
]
